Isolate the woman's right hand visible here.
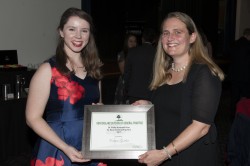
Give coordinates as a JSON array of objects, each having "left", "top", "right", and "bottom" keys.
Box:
[
  {"left": 62, "top": 145, "right": 90, "bottom": 163},
  {"left": 132, "top": 100, "right": 151, "bottom": 106}
]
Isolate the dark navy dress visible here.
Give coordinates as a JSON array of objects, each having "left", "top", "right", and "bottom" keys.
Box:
[{"left": 31, "top": 58, "right": 101, "bottom": 166}]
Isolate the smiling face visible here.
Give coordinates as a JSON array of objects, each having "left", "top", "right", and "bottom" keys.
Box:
[
  {"left": 59, "top": 16, "right": 90, "bottom": 55},
  {"left": 161, "top": 17, "right": 196, "bottom": 58}
]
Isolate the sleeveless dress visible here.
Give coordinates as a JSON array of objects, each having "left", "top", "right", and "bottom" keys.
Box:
[{"left": 31, "top": 58, "right": 103, "bottom": 166}]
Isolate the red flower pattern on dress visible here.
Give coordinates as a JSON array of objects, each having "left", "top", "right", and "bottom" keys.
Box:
[
  {"left": 97, "top": 162, "right": 108, "bottom": 166},
  {"left": 30, "top": 156, "right": 64, "bottom": 166},
  {"left": 51, "top": 67, "right": 85, "bottom": 104}
]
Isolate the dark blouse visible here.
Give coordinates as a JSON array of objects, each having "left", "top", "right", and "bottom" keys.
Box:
[{"left": 151, "top": 64, "right": 222, "bottom": 166}]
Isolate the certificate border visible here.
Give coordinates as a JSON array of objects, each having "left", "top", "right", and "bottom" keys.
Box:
[{"left": 82, "top": 105, "right": 155, "bottom": 159}]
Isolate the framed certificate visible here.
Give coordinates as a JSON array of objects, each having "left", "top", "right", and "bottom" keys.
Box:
[{"left": 81, "top": 104, "right": 155, "bottom": 159}]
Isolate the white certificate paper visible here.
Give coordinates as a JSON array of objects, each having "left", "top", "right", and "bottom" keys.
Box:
[
  {"left": 90, "top": 112, "right": 147, "bottom": 151},
  {"left": 82, "top": 105, "right": 155, "bottom": 159}
]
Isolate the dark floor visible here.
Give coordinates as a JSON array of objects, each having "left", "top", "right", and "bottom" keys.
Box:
[{"left": 0, "top": 76, "right": 233, "bottom": 166}]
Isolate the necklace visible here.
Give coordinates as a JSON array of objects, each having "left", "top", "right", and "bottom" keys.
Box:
[
  {"left": 171, "top": 63, "right": 187, "bottom": 72},
  {"left": 67, "top": 60, "right": 85, "bottom": 73}
]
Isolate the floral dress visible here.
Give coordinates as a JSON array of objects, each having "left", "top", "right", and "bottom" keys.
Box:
[{"left": 31, "top": 58, "right": 106, "bottom": 166}]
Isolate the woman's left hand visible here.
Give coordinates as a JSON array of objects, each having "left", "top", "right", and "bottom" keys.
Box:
[
  {"left": 138, "top": 149, "right": 167, "bottom": 166},
  {"left": 132, "top": 100, "right": 151, "bottom": 106},
  {"left": 92, "top": 103, "right": 103, "bottom": 105}
]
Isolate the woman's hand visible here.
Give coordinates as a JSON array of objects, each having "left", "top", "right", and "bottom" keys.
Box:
[
  {"left": 138, "top": 149, "right": 167, "bottom": 166},
  {"left": 92, "top": 102, "right": 103, "bottom": 105},
  {"left": 132, "top": 100, "right": 151, "bottom": 106},
  {"left": 62, "top": 145, "right": 90, "bottom": 163}
]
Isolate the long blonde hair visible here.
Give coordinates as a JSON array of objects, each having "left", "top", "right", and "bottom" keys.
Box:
[{"left": 150, "top": 12, "right": 224, "bottom": 90}]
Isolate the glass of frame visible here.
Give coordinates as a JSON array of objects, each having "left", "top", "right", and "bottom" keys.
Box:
[{"left": 81, "top": 104, "right": 155, "bottom": 159}]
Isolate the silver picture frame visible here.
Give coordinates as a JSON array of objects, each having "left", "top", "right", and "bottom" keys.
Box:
[{"left": 81, "top": 104, "right": 155, "bottom": 159}]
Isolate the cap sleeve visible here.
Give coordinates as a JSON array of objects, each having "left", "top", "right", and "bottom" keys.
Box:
[{"left": 191, "top": 65, "right": 222, "bottom": 124}]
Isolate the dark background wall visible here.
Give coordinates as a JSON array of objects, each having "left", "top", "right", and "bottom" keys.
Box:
[
  {"left": 90, "top": 0, "right": 161, "bottom": 61},
  {"left": 82, "top": 0, "right": 225, "bottom": 61}
]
